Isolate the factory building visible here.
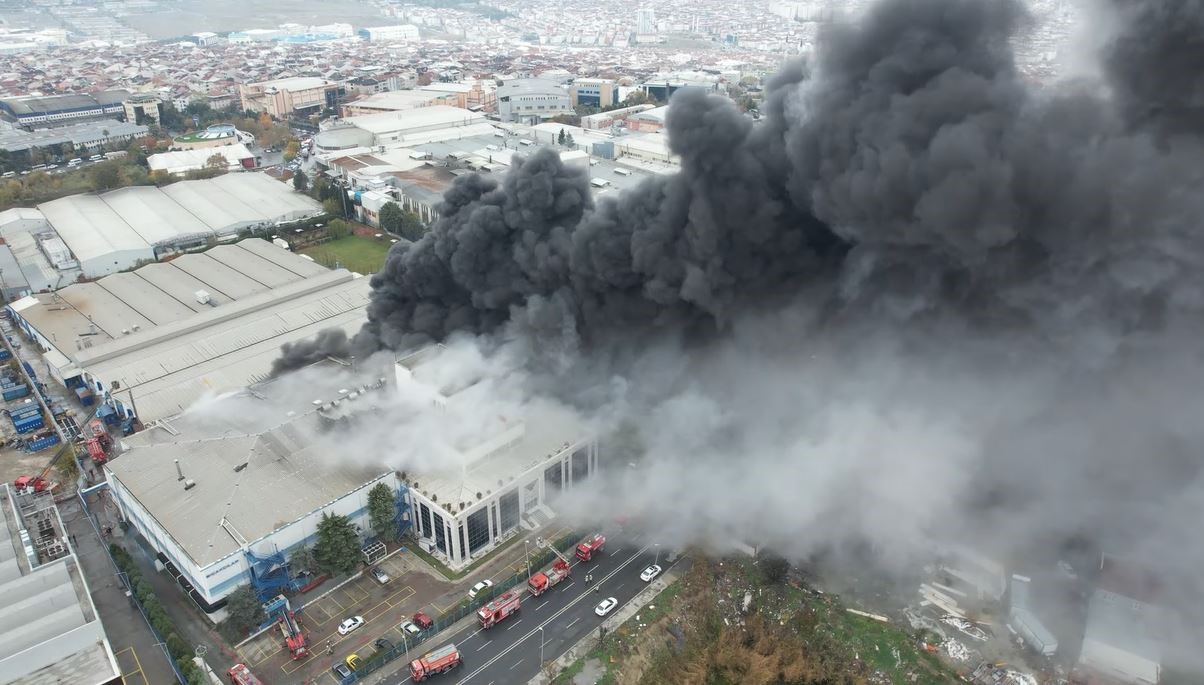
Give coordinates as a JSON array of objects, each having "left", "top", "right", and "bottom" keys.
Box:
[
  {"left": 570, "top": 78, "right": 619, "bottom": 109},
  {"left": 358, "top": 24, "right": 420, "bottom": 42},
  {"left": 147, "top": 144, "right": 256, "bottom": 175},
  {"left": 28, "top": 173, "right": 321, "bottom": 277},
  {"left": 1076, "top": 557, "right": 1167, "bottom": 685},
  {"left": 104, "top": 344, "right": 598, "bottom": 605},
  {"left": 0, "top": 484, "right": 121, "bottom": 684},
  {"left": 496, "top": 79, "right": 573, "bottom": 124},
  {"left": 0, "top": 90, "right": 130, "bottom": 128},
  {"left": 6, "top": 239, "right": 368, "bottom": 423},
  {"left": 340, "top": 90, "right": 442, "bottom": 118},
  {"left": 239, "top": 77, "right": 341, "bottom": 118}
]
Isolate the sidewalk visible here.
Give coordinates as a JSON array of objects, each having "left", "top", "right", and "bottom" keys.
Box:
[
  {"left": 528, "top": 557, "right": 693, "bottom": 685},
  {"left": 59, "top": 495, "right": 178, "bottom": 685}
]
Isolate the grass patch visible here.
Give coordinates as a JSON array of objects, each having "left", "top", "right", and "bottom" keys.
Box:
[{"left": 301, "top": 235, "right": 393, "bottom": 274}]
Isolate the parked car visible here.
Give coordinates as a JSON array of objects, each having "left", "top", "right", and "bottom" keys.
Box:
[
  {"left": 370, "top": 567, "right": 389, "bottom": 584},
  {"left": 400, "top": 620, "right": 421, "bottom": 637},
  {"left": 337, "top": 616, "right": 365, "bottom": 635},
  {"left": 332, "top": 662, "right": 352, "bottom": 678},
  {"left": 412, "top": 611, "right": 434, "bottom": 630},
  {"left": 594, "top": 597, "right": 618, "bottom": 617},
  {"left": 468, "top": 579, "right": 493, "bottom": 599},
  {"left": 374, "top": 637, "right": 395, "bottom": 652},
  {"left": 640, "top": 565, "right": 662, "bottom": 583},
  {"left": 345, "top": 654, "right": 362, "bottom": 671}
]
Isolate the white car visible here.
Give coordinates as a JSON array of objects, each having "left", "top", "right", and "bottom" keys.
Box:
[
  {"left": 370, "top": 567, "right": 390, "bottom": 584},
  {"left": 594, "top": 597, "right": 618, "bottom": 617},
  {"left": 337, "top": 616, "right": 365, "bottom": 635},
  {"left": 400, "top": 620, "right": 421, "bottom": 637},
  {"left": 640, "top": 565, "right": 662, "bottom": 583},
  {"left": 468, "top": 579, "right": 493, "bottom": 599}
]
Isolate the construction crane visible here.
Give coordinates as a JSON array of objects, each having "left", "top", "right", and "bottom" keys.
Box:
[
  {"left": 13, "top": 441, "right": 76, "bottom": 494},
  {"left": 277, "top": 610, "right": 309, "bottom": 659}
]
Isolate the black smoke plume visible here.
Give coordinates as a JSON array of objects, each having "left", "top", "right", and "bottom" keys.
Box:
[{"left": 273, "top": 0, "right": 1204, "bottom": 667}]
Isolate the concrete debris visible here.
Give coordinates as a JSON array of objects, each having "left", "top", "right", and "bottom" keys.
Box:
[
  {"left": 847, "top": 608, "right": 890, "bottom": 623},
  {"left": 940, "top": 615, "right": 990, "bottom": 642},
  {"left": 942, "top": 638, "right": 972, "bottom": 662}
]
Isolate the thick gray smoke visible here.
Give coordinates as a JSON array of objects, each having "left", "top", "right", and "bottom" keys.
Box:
[{"left": 272, "top": 0, "right": 1204, "bottom": 668}]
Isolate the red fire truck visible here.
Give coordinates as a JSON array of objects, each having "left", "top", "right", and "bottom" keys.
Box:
[
  {"left": 529, "top": 545, "right": 572, "bottom": 596},
  {"left": 409, "top": 643, "right": 462, "bottom": 681},
  {"left": 477, "top": 589, "right": 521, "bottom": 628},
  {"left": 575, "top": 534, "right": 606, "bottom": 562},
  {"left": 227, "top": 663, "right": 263, "bottom": 685},
  {"left": 277, "top": 610, "right": 308, "bottom": 659}
]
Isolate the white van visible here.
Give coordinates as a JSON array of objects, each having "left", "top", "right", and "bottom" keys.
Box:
[
  {"left": 67, "top": 158, "right": 82, "bottom": 167},
  {"left": 614, "top": 168, "right": 632, "bottom": 176}
]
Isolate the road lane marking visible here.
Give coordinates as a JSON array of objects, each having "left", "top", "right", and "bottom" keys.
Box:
[
  {"left": 454, "top": 546, "right": 649, "bottom": 684},
  {"left": 566, "top": 617, "right": 580, "bottom": 629},
  {"left": 476, "top": 641, "right": 492, "bottom": 651},
  {"left": 506, "top": 619, "right": 523, "bottom": 630},
  {"left": 509, "top": 659, "right": 523, "bottom": 669},
  {"left": 536, "top": 601, "right": 548, "bottom": 611}
]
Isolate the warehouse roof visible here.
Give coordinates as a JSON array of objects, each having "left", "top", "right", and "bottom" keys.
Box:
[
  {"left": 75, "top": 272, "right": 370, "bottom": 422},
  {"left": 0, "top": 90, "right": 129, "bottom": 116},
  {"left": 345, "top": 106, "right": 487, "bottom": 136},
  {"left": 255, "top": 76, "right": 332, "bottom": 91},
  {"left": 147, "top": 144, "right": 254, "bottom": 175},
  {"left": 346, "top": 90, "right": 440, "bottom": 111},
  {"left": 108, "top": 366, "right": 390, "bottom": 567},
  {"left": 36, "top": 175, "right": 321, "bottom": 264},
  {"left": 0, "top": 485, "right": 119, "bottom": 684},
  {"left": 10, "top": 239, "right": 334, "bottom": 354}
]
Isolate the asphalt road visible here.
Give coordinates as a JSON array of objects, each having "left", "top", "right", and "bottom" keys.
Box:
[{"left": 376, "top": 542, "right": 677, "bottom": 685}]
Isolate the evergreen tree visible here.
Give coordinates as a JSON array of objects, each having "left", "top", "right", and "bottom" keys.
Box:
[
  {"left": 368, "top": 483, "right": 399, "bottom": 541},
  {"left": 223, "top": 585, "right": 266, "bottom": 635},
  {"left": 378, "top": 201, "right": 404, "bottom": 235},
  {"left": 292, "top": 169, "right": 308, "bottom": 193},
  {"left": 313, "top": 512, "right": 361, "bottom": 576}
]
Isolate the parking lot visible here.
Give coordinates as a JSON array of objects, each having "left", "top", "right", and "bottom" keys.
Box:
[{"left": 237, "top": 551, "right": 450, "bottom": 683}]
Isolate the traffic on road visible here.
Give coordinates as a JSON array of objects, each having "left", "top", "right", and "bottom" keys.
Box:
[{"left": 374, "top": 539, "right": 678, "bottom": 685}]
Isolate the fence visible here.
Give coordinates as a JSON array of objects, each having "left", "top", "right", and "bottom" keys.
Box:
[{"left": 343, "top": 530, "right": 581, "bottom": 683}]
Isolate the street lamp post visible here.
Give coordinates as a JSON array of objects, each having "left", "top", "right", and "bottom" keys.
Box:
[
  {"left": 401, "top": 631, "right": 409, "bottom": 662},
  {"left": 539, "top": 626, "right": 544, "bottom": 667},
  {"left": 654, "top": 543, "right": 660, "bottom": 566},
  {"left": 524, "top": 539, "right": 531, "bottom": 581}
]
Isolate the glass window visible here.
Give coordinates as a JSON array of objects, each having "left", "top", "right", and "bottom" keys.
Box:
[
  {"left": 500, "top": 490, "right": 520, "bottom": 532},
  {"left": 467, "top": 508, "right": 490, "bottom": 554},
  {"left": 544, "top": 462, "right": 563, "bottom": 493}
]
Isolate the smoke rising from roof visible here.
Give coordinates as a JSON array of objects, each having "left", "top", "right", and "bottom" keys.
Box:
[{"left": 270, "top": 0, "right": 1204, "bottom": 666}]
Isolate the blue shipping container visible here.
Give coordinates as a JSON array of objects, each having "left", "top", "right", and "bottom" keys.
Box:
[
  {"left": 21, "top": 360, "right": 34, "bottom": 379},
  {"left": 9, "top": 406, "right": 40, "bottom": 420},
  {"left": 0, "top": 349, "right": 10, "bottom": 361},
  {"left": 2, "top": 385, "right": 29, "bottom": 401},
  {"left": 14, "top": 418, "right": 44, "bottom": 434},
  {"left": 25, "top": 435, "right": 60, "bottom": 452}
]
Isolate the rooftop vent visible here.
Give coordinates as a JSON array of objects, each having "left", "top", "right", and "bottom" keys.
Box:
[
  {"left": 184, "top": 479, "right": 196, "bottom": 490},
  {"left": 233, "top": 462, "right": 248, "bottom": 473},
  {"left": 121, "top": 328, "right": 129, "bottom": 335},
  {"left": 195, "top": 290, "right": 211, "bottom": 305},
  {"left": 312, "top": 399, "right": 323, "bottom": 406},
  {"left": 132, "top": 324, "right": 140, "bottom": 332}
]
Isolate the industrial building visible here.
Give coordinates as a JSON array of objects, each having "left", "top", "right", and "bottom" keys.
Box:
[
  {"left": 340, "top": 90, "right": 443, "bottom": 118},
  {"left": 29, "top": 173, "right": 321, "bottom": 277},
  {"left": 570, "top": 78, "right": 619, "bottom": 109},
  {"left": 239, "top": 77, "right": 341, "bottom": 117},
  {"left": 7, "top": 239, "right": 368, "bottom": 424},
  {"left": 147, "top": 144, "right": 256, "bottom": 175},
  {"left": 496, "top": 79, "right": 573, "bottom": 124},
  {"left": 104, "top": 343, "right": 598, "bottom": 607},
  {"left": 0, "top": 208, "right": 77, "bottom": 295},
  {"left": 358, "top": 24, "right": 420, "bottom": 42},
  {"left": 1076, "top": 557, "right": 1167, "bottom": 685},
  {"left": 321, "top": 106, "right": 491, "bottom": 151},
  {"left": 0, "top": 120, "right": 148, "bottom": 157},
  {"left": 0, "top": 484, "right": 121, "bottom": 684},
  {"left": 0, "top": 90, "right": 130, "bottom": 128}
]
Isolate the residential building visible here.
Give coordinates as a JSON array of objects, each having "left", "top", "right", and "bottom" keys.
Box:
[
  {"left": 570, "top": 78, "right": 619, "bottom": 108},
  {"left": 239, "top": 77, "right": 340, "bottom": 118},
  {"left": 358, "top": 25, "right": 421, "bottom": 42}
]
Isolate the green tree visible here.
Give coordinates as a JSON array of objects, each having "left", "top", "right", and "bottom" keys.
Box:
[
  {"left": 292, "top": 169, "right": 308, "bottom": 193},
  {"left": 399, "top": 209, "right": 425, "bottom": 242},
  {"left": 222, "top": 585, "right": 266, "bottom": 635},
  {"left": 557, "top": 128, "right": 566, "bottom": 145},
  {"left": 205, "top": 153, "right": 226, "bottom": 170},
  {"left": 323, "top": 197, "right": 343, "bottom": 217},
  {"left": 289, "top": 545, "right": 318, "bottom": 576},
  {"left": 313, "top": 512, "right": 361, "bottom": 576},
  {"left": 368, "top": 482, "right": 398, "bottom": 541},
  {"left": 284, "top": 140, "right": 300, "bottom": 162},
  {"left": 564, "top": 133, "right": 576, "bottom": 150},
  {"left": 378, "top": 201, "right": 403, "bottom": 234},
  {"left": 327, "top": 218, "right": 351, "bottom": 239},
  {"left": 89, "top": 161, "right": 122, "bottom": 191}
]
